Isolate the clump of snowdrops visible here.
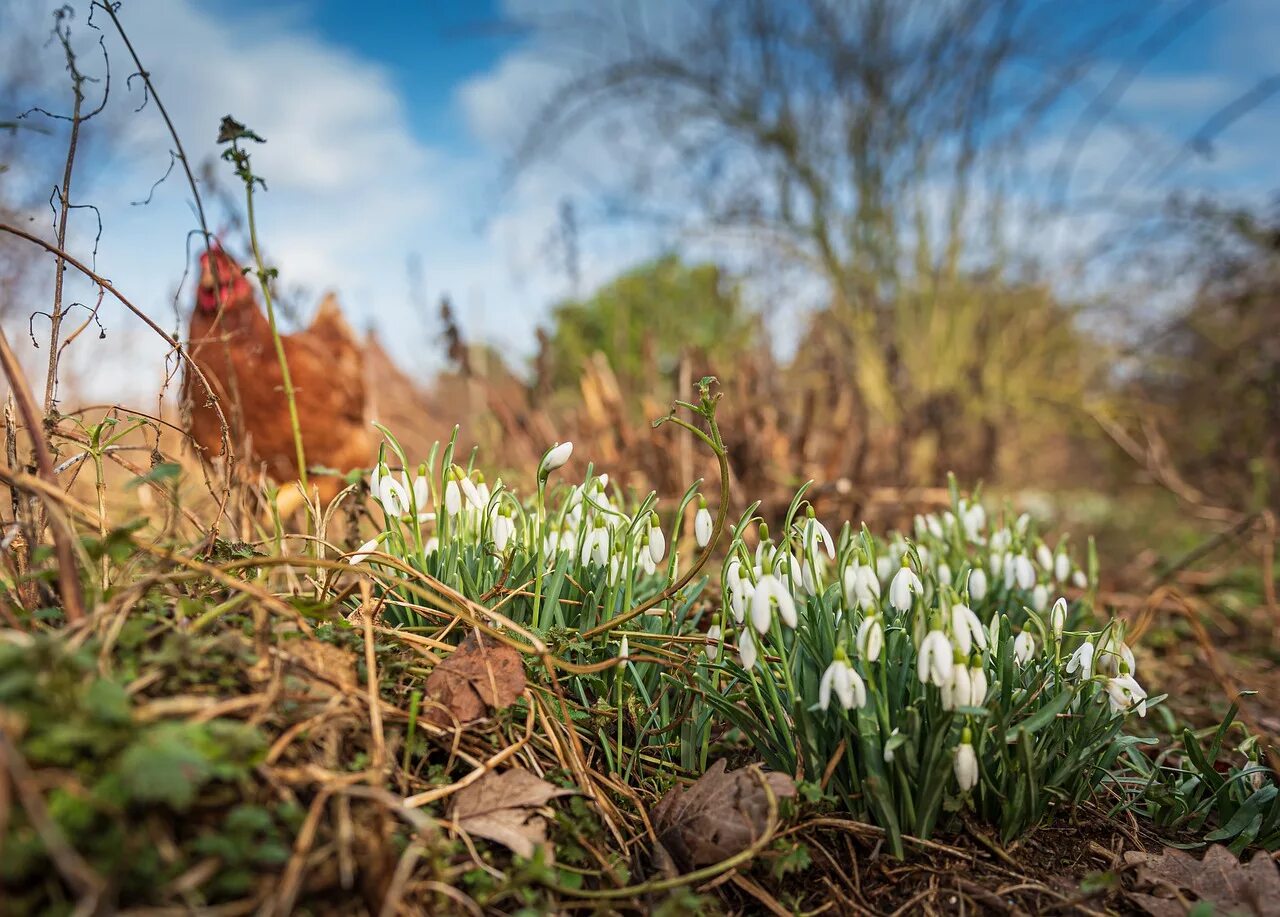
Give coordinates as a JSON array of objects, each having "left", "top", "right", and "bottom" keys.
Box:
[
  {"left": 699, "top": 479, "right": 1162, "bottom": 856},
  {"left": 348, "top": 382, "right": 731, "bottom": 775}
]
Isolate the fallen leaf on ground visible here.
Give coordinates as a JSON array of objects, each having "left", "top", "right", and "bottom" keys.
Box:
[
  {"left": 450, "top": 768, "right": 575, "bottom": 859},
  {"left": 650, "top": 759, "right": 795, "bottom": 869},
  {"left": 424, "top": 631, "right": 525, "bottom": 727},
  {"left": 285, "top": 639, "right": 358, "bottom": 692},
  {"left": 1124, "top": 844, "right": 1280, "bottom": 917}
]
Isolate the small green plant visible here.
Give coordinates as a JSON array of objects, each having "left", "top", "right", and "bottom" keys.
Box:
[{"left": 1124, "top": 703, "right": 1280, "bottom": 854}]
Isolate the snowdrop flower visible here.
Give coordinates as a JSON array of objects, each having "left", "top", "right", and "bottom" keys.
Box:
[
  {"left": 818, "top": 650, "right": 867, "bottom": 711},
  {"left": 375, "top": 467, "right": 411, "bottom": 517},
  {"left": 876, "top": 554, "right": 894, "bottom": 584},
  {"left": 950, "top": 603, "right": 988, "bottom": 656},
  {"left": 424, "top": 536, "right": 439, "bottom": 555},
  {"left": 1054, "top": 552, "right": 1071, "bottom": 583},
  {"left": 725, "top": 560, "right": 749, "bottom": 624},
  {"left": 412, "top": 471, "right": 430, "bottom": 511},
  {"left": 917, "top": 546, "right": 931, "bottom": 568},
  {"left": 1066, "top": 641, "right": 1095, "bottom": 679},
  {"left": 937, "top": 562, "right": 952, "bottom": 587},
  {"left": 1072, "top": 569, "right": 1088, "bottom": 589},
  {"left": 1015, "top": 513, "right": 1031, "bottom": 536},
  {"left": 1014, "top": 554, "right": 1036, "bottom": 591},
  {"left": 969, "top": 664, "right": 988, "bottom": 707},
  {"left": 539, "top": 441, "right": 573, "bottom": 477},
  {"left": 1105, "top": 674, "right": 1148, "bottom": 716},
  {"left": 964, "top": 504, "right": 986, "bottom": 541},
  {"left": 1050, "top": 597, "right": 1068, "bottom": 639},
  {"left": 799, "top": 556, "right": 822, "bottom": 597},
  {"left": 582, "top": 527, "right": 610, "bottom": 567},
  {"left": 844, "top": 564, "right": 881, "bottom": 611},
  {"left": 926, "top": 514, "right": 944, "bottom": 539},
  {"left": 648, "top": 515, "right": 666, "bottom": 564},
  {"left": 1098, "top": 636, "right": 1136, "bottom": 677},
  {"left": 444, "top": 477, "right": 462, "bottom": 515},
  {"left": 637, "top": 539, "right": 658, "bottom": 576},
  {"left": 1031, "top": 583, "right": 1049, "bottom": 613},
  {"left": 963, "top": 569, "right": 986, "bottom": 603},
  {"left": 1014, "top": 630, "right": 1036, "bottom": 665},
  {"left": 918, "top": 630, "right": 954, "bottom": 686},
  {"left": 1036, "top": 543, "right": 1054, "bottom": 571},
  {"left": 751, "top": 573, "right": 797, "bottom": 633},
  {"left": 856, "top": 613, "right": 884, "bottom": 662},
  {"left": 457, "top": 470, "right": 484, "bottom": 511},
  {"left": 999, "top": 552, "right": 1013, "bottom": 585},
  {"left": 346, "top": 536, "right": 382, "bottom": 565},
  {"left": 942, "top": 661, "right": 972, "bottom": 711},
  {"left": 618, "top": 635, "right": 631, "bottom": 666},
  {"left": 705, "top": 620, "right": 722, "bottom": 661},
  {"left": 737, "top": 628, "right": 758, "bottom": 669},
  {"left": 954, "top": 730, "right": 979, "bottom": 791},
  {"left": 889, "top": 561, "right": 924, "bottom": 611},
  {"left": 805, "top": 513, "right": 836, "bottom": 560},
  {"left": 990, "top": 528, "right": 1011, "bottom": 553},
  {"left": 695, "top": 499, "right": 713, "bottom": 548},
  {"left": 492, "top": 512, "right": 515, "bottom": 551}
]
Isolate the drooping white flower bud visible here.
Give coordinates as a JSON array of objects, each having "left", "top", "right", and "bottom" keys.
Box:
[
  {"left": 890, "top": 562, "right": 923, "bottom": 611},
  {"left": 1054, "top": 552, "right": 1071, "bottom": 583},
  {"left": 737, "top": 628, "right": 758, "bottom": 669},
  {"left": 444, "top": 469, "right": 463, "bottom": 515},
  {"left": 705, "top": 621, "right": 722, "bottom": 661},
  {"left": 968, "top": 664, "right": 988, "bottom": 707},
  {"left": 954, "top": 731, "right": 979, "bottom": 791},
  {"left": 1031, "top": 583, "right": 1049, "bottom": 613},
  {"left": 695, "top": 499, "right": 713, "bottom": 548},
  {"left": 1014, "top": 554, "right": 1035, "bottom": 591},
  {"left": 1036, "top": 543, "right": 1054, "bottom": 571},
  {"left": 942, "top": 661, "right": 971, "bottom": 711},
  {"left": 1072, "top": 569, "right": 1088, "bottom": 589},
  {"left": 856, "top": 614, "right": 884, "bottom": 662},
  {"left": 968, "top": 567, "right": 988, "bottom": 602},
  {"left": 1013, "top": 630, "right": 1035, "bottom": 665},
  {"left": 648, "top": 514, "right": 666, "bottom": 564},
  {"left": 917, "top": 630, "right": 954, "bottom": 686},
  {"left": 937, "top": 562, "right": 952, "bottom": 586}
]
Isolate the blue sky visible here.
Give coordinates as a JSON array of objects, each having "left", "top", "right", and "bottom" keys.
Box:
[{"left": 2, "top": 0, "right": 1278, "bottom": 401}]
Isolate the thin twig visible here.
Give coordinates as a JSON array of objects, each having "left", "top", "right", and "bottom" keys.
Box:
[{"left": 0, "top": 326, "right": 85, "bottom": 622}]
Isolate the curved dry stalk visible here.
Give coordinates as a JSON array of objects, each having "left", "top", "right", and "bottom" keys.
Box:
[{"left": 0, "top": 326, "right": 84, "bottom": 622}]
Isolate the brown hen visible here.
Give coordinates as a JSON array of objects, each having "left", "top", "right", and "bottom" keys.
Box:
[{"left": 182, "top": 246, "right": 372, "bottom": 512}]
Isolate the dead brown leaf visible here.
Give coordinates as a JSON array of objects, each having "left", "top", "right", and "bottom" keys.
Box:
[
  {"left": 450, "top": 769, "right": 575, "bottom": 859},
  {"left": 424, "top": 631, "right": 524, "bottom": 727},
  {"left": 650, "top": 759, "right": 795, "bottom": 869},
  {"left": 1124, "top": 844, "right": 1280, "bottom": 917}
]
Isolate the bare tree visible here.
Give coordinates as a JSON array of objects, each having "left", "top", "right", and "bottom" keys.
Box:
[{"left": 510, "top": 0, "right": 1152, "bottom": 484}]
